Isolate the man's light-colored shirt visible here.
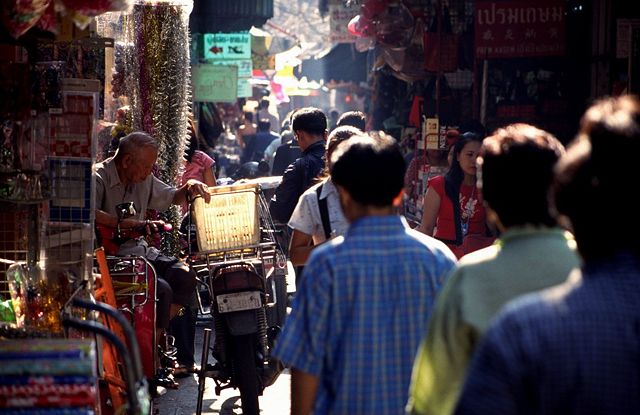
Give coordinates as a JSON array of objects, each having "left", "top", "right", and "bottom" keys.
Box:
[
  {"left": 274, "top": 215, "right": 456, "bottom": 415},
  {"left": 407, "top": 227, "right": 580, "bottom": 415},
  {"left": 288, "top": 180, "right": 348, "bottom": 244},
  {"left": 95, "top": 157, "right": 176, "bottom": 219}
]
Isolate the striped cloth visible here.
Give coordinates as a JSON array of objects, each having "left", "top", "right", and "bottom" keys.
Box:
[
  {"left": 274, "top": 215, "right": 456, "bottom": 415},
  {"left": 455, "top": 253, "right": 640, "bottom": 415}
]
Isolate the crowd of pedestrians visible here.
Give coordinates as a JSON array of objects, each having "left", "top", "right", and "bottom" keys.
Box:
[{"left": 265, "top": 95, "right": 640, "bottom": 414}]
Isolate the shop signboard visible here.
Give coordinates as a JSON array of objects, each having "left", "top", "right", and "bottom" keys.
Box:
[
  {"left": 192, "top": 64, "right": 238, "bottom": 102},
  {"left": 252, "top": 33, "right": 276, "bottom": 70},
  {"left": 329, "top": 3, "right": 358, "bottom": 44},
  {"left": 209, "top": 59, "right": 253, "bottom": 98},
  {"left": 237, "top": 78, "right": 252, "bottom": 98},
  {"left": 204, "top": 32, "right": 251, "bottom": 60},
  {"left": 475, "top": 0, "right": 565, "bottom": 58},
  {"left": 424, "top": 117, "right": 439, "bottom": 150},
  {"left": 252, "top": 53, "right": 276, "bottom": 71},
  {"left": 210, "top": 59, "right": 252, "bottom": 78}
]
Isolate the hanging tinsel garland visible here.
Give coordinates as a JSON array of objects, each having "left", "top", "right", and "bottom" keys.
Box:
[{"left": 124, "top": 1, "right": 192, "bottom": 255}]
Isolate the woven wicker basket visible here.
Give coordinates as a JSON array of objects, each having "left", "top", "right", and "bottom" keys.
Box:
[{"left": 191, "top": 183, "right": 260, "bottom": 252}]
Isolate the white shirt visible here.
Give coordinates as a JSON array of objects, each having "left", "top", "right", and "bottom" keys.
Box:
[{"left": 288, "top": 179, "right": 349, "bottom": 244}]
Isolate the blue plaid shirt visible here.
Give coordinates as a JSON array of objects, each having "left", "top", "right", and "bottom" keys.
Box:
[
  {"left": 455, "top": 253, "right": 640, "bottom": 415},
  {"left": 274, "top": 215, "right": 456, "bottom": 415}
]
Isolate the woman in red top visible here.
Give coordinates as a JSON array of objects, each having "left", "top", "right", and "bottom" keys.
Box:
[{"left": 417, "top": 132, "right": 494, "bottom": 258}]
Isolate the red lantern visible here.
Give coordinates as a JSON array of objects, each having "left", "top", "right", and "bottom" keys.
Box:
[
  {"left": 375, "top": 1, "right": 414, "bottom": 49},
  {"left": 361, "top": 0, "right": 389, "bottom": 20},
  {"left": 347, "top": 14, "right": 375, "bottom": 38}
]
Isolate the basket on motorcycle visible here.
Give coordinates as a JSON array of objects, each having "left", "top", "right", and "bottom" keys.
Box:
[{"left": 191, "top": 183, "right": 260, "bottom": 252}]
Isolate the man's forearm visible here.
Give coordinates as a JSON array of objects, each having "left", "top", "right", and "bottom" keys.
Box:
[
  {"left": 291, "top": 368, "right": 319, "bottom": 415},
  {"left": 95, "top": 209, "right": 118, "bottom": 227},
  {"left": 95, "top": 209, "right": 147, "bottom": 230}
]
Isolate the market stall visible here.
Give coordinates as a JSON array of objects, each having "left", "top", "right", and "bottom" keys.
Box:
[{"left": 0, "top": 1, "right": 195, "bottom": 413}]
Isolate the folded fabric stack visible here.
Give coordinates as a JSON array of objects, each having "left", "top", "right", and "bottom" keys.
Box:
[{"left": 0, "top": 340, "right": 96, "bottom": 414}]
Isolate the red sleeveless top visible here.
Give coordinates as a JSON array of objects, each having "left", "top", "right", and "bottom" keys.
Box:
[{"left": 428, "top": 175, "right": 490, "bottom": 256}]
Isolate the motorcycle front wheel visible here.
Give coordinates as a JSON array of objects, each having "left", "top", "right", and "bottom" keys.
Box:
[{"left": 231, "top": 334, "right": 261, "bottom": 415}]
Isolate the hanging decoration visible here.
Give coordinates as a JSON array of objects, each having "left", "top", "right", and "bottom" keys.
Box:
[
  {"left": 135, "top": 1, "right": 191, "bottom": 254},
  {"left": 375, "top": 1, "right": 414, "bottom": 49},
  {"left": 0, "top": 0, "right": 131, "bottom": 38},
  {"left": 1, "top": 0, "right": 51, "bottom": 38},
  {"left": 111, "top": 0, "right": 193, "bottom": 255}
]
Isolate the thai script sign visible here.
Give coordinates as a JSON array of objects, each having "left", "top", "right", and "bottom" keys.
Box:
[
  {"left": 475, "top": 0, "right": 565, "bottom": 58},
  {"left": 204, "top": 32, "right": 251, "bottom": 60}
]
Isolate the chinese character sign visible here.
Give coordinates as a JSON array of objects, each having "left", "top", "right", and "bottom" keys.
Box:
[{"left": 475, "top": 0, "right": 565, "bottom": 58}]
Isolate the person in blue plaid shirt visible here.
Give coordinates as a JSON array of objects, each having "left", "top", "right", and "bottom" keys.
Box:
[
  {"left": 273, "top": 133, "right": 456, "bottom": 415},
  {"left": 455, "top": 95, "right": 640, "bottom": 414}
]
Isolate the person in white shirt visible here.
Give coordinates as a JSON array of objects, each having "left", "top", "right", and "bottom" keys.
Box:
[{"left": 288, "top": 126, "right": 362, "bottom": 265}]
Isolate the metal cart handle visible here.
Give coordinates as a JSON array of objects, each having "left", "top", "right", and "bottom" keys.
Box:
[
  {"left": 70, "top": 298, "right": 144, "bottom": 381},
  {"left": 62, "top": 316, "right": 150, "bottom": 415}
]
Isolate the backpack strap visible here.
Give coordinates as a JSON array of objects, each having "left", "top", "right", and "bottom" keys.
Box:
[{"left": 316, "top": 184, "right": 332, "bottom": 240}]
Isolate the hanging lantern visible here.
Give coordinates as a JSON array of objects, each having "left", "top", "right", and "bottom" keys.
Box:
[{"left": 375, "top": 1, "right": 414, "bottom": 49}]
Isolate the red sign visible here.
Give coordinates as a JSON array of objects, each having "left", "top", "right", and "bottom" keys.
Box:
[{"left": 475, "top": 1, "right": 565, "bottom": 58}]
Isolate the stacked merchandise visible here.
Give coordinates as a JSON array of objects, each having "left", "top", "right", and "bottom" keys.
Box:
[{"left": 0, "top": 339, "right": 96, "bottom": 414}]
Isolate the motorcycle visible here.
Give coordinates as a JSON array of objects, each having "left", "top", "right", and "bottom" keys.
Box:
[
  {"left": 200, "top": 263, "right": 284, "bottom": 414},
  {"left": 191, "top": 180, "right": 287, "bottom": 415}
]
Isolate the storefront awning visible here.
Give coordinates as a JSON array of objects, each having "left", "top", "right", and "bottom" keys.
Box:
[
  {"left": 297, "top": 43, "right": 368, "bottom": 84},
  {"left": 190, "top": 0, "right": 274, "bottom": 33}
]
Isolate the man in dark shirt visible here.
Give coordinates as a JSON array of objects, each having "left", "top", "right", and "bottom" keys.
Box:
[
  {"left": 455, "top": 95, "right": 640, "bottom": 415},
  {"left": 271, "top": 131, "right": 302, "bottom": 176},
  {"left": 243, "top": 119, "right": 280, "bottom": 163},
  {"left": 269, "top": 107, "right": 327, "bottom": 224}
]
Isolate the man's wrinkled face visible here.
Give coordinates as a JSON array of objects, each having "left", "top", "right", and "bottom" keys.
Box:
[{"left": 122, "top": 147, "right": 157, "bottom": 184}]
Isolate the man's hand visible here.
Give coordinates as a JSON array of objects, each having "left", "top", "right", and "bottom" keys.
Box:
[
  {"left": 144, "top": 219, "right": 169, "bottom": 234},
  {"left": 291, "top": 368, "right": 319, "bottom": 415},
  {"left": 187, "top": 180, "right": 211, "bottom": 203}
]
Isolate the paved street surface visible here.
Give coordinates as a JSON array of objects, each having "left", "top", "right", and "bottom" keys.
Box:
[{"left": 154, "top": 323, "right": 291, "bottom": 414}]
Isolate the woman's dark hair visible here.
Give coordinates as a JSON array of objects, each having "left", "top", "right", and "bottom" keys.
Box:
[
  {"left": 185, "top": 118, "right": 199, "bottom": 163},
  {"left": 336, "top": 110, "right": 366, "bottom": 131},
  {"left": 553, "top": 95, "right": 640, "bottom": 260},
  {"left": 444, "top": 132, "right": 484, "bottom": 243},
  {"left": 331, "top": 134, "right": 405, "bottom": 207},
  {"left": 315, "top": 125, "right": 362, "bottom": 183},
  {"left": 480, "top": 123, "right": 565, "bottom": 228}
]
